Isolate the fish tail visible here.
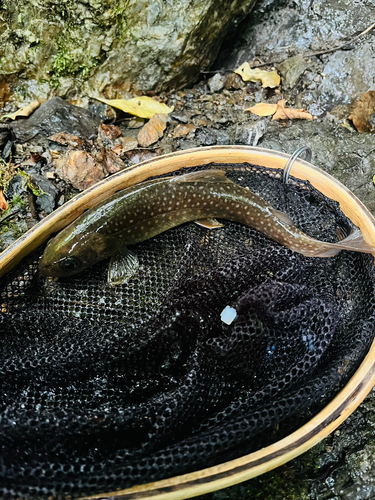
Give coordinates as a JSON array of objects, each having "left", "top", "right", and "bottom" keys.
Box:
[{"left": 311, "top": 228, "right": 375, "bottom": 257}]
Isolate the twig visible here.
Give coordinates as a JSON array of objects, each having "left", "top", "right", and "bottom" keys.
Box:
[
  {"left": 27, "top": 191, "right": 38, "bottom": 219},
  {"left": 0, "top": 209, "right": 20, "bottom": 226}
]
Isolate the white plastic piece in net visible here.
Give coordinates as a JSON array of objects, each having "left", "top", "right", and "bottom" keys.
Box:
[{"left": 221, "top": 306, "right": 237, "bottom": 325}]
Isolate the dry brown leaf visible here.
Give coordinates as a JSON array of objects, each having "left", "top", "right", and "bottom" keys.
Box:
[
  {"left": 0, "top": 189, "right": 7, "bottom": 211},
  {"left": 138, "top": 113, "right": 168, "bottom": 147},
  {"left": 234, "top": 62, "right": 280, "bottom": 88},
  {"left": 348, "top": 91, "right": 375, "bottom": 133},
  {"left": 101, "top": 124, "right": 122, "bottom": 140},
  {"left": 173, "top": 123, "right": 196, "bottom": 138},
  {"left": 272, "top": 100, "right": 313, "bottom": 121},
  {"left": 245, "top": 103, "right": 278, "bottom": 116},
  {"left": 48, "top": 132, "right": 84, "bottom": 148},
  {"left": 93, "top": 96, "right": 173, "bottom": 119},
  {"left": 101, "top": 149, "right": 125, "bottom": 174},
  {"left": 0, "top": 100, "right": 42, "bottom": 121},
  {"left": 54, "top": 151, "right": 107, "bottom": 191}
]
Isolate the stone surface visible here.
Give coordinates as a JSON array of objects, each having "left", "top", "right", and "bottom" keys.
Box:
[
  {"left": 31, "top": 173, "right": 58, "bottom": 214},
  {"left": 0, "top": 0, "right": 257, "bottom": 106},
  {"left": 11, "top": 97, "right": 101, "bottom": 144},
  {"left": 277, "top": 55, "right": 311, "bottom": 89},
  {"left": 208, "top": 73, "right": 226, "bottom": 93},
  {"left": 216, "top": 0, "right": 375, "bottom": 108},
  {"left": 137, "top": 113, "right": 168, "bottom": 147}
]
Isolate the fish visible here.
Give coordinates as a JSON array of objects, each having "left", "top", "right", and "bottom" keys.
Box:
[{"left": 39, "top": 169, "right": 375, "bottom": 285}]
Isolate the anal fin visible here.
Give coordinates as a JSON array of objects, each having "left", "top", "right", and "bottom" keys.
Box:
[
  {"left": 194, "top": 218, "right": 224, "bottom": 229},
  {"left": 272, "top": 209, "right": 294, "bottom": 226},
  {"left": 107, "top": 247, "right": 139, "bottom": 286}
]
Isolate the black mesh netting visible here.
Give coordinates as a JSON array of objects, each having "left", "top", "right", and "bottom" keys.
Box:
[{"left": 1, "top": 163, "right": 375, "bottom": 499}]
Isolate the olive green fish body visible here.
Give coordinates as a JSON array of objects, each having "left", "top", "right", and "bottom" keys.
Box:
[{"left": 39, "top": 170, "right": 375, "bottom": 281}]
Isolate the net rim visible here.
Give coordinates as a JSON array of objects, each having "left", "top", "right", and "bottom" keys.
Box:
[{"left": 1, "top": 145, "right": 375, "bottom": 500}]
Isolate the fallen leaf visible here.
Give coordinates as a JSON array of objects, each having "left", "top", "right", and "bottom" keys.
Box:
[
  {"left": 48, "top": 132, "right": 84, "bottom": 148},
  {"left": 101, "top": 124, "right": 122, "bottom": 140},
  {"left": 272, "top": 99, "right": 313, "bottom": 120},
  {"left": 100, "top": 149, "right": 125, "bottom": 174},
  {"left": 30, "top": 152, "right": 47, "bottom": 164},
  {"left": 173, "top": 123, "right": 196, "bottom": 138},
  {"left": 54, "top": 151, "right": 107, "bottom": 191},
  {"left": 0, "top": 100, "right": 42, "bottom": 121},
  {"left": 93, "top": 96, "right": 173, "bottom": 119},
  {"left": 138, "top": 113, "right": 168, "bottom": 147},
  {"left": 0, "top": 189, "right": 7, "bottom": 210},
  {"left": 234, "top": 62, "right": 280, "bottom": 88},
  {"left": 245, "top": 103, "right": 278, "bottom": 116},
  {"left": 348, "top": 91, "right": 375, "bottom": 133}
]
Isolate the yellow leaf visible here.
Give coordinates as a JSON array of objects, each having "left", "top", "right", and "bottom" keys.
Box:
[
  {"left": 93, "top": 96, "right": 174, "bottom": 119},
  {"left": 272, "top": 99, "right": 312, "bottom": 121},
  {"left": 0, "top": 100, "right": 42, "bottom": 121},
  {"left": 234, "top": 62, "right": 280, "bottom": 88},
  {"left": 245, "top": 102, "right": 278, "bottom": 116}
]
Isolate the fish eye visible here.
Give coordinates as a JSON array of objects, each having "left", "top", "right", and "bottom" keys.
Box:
[{"left": 59, "top": 256, "right": 81, "bottom": 272}]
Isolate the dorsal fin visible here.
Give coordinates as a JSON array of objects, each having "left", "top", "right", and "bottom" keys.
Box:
[{"left": 172, "top": 169, "right": 231, "bottom": 183}]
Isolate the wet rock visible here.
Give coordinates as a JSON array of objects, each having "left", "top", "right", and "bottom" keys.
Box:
[
  {"left": 6, "top": 175, "right": 24, "bottom": 199},
  {"left": 277, "top": 55, "right": 311, "bottom": 89},
  {"left": 208, "top": 73, "right": 226, "bottom": 93},
  {"left": 178, "top": 139, "right": 199, "bottom": 150},
  {"left": 0, "top": 131, "right": 9, "bottom": 147},
  {"left": 170, "top": 112, "right": 190, "bottom": 124},
  {"left": 233, "top": 120, "right": 267, "bottom": 146},
  {"left": 215, "top": 129, "right": 231, "bottom": 145},
  {"left": 30, "top": 174, "right": 58, "bottom": 214},
  {"left": 195, "top": 127, "right": 217, "bottom": 146},
  {"left": 318, "top": 42, "right": 375, "bottom": 106},
  {"left": 1, "top": 140, "right": 13, "bottom": 161},
  {"left": 11, "top": 98, "right": 101, "bottom": 144}
]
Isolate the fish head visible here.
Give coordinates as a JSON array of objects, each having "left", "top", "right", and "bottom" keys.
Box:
[{"left": 39, "top": 229, "right": 120, "bottom": 278}]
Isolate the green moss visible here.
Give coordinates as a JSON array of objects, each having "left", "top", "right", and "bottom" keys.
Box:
[{"left": 48, "top": 35, "right": 101, "bottom": 87}]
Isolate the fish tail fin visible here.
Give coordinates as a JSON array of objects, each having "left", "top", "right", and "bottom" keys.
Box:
[{"left": 313, "top": 227, "right": 375, "bottom": 257}]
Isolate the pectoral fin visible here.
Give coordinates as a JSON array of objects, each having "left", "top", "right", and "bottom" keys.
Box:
[
  {"left": 107, "top": 247, "right": 139, "bottom": 286},
  {"left": 194, "top": 218, "right": 224, "bottom": 229}
]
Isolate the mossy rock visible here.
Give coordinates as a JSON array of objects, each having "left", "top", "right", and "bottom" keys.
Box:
[{"left": 0, "top": 0, "right": 256, "bottom": 105}]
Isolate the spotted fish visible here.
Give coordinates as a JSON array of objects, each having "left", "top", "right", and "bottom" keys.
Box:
[{"left": 39, "top": 169, "right": 375, "bottom": 285}]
